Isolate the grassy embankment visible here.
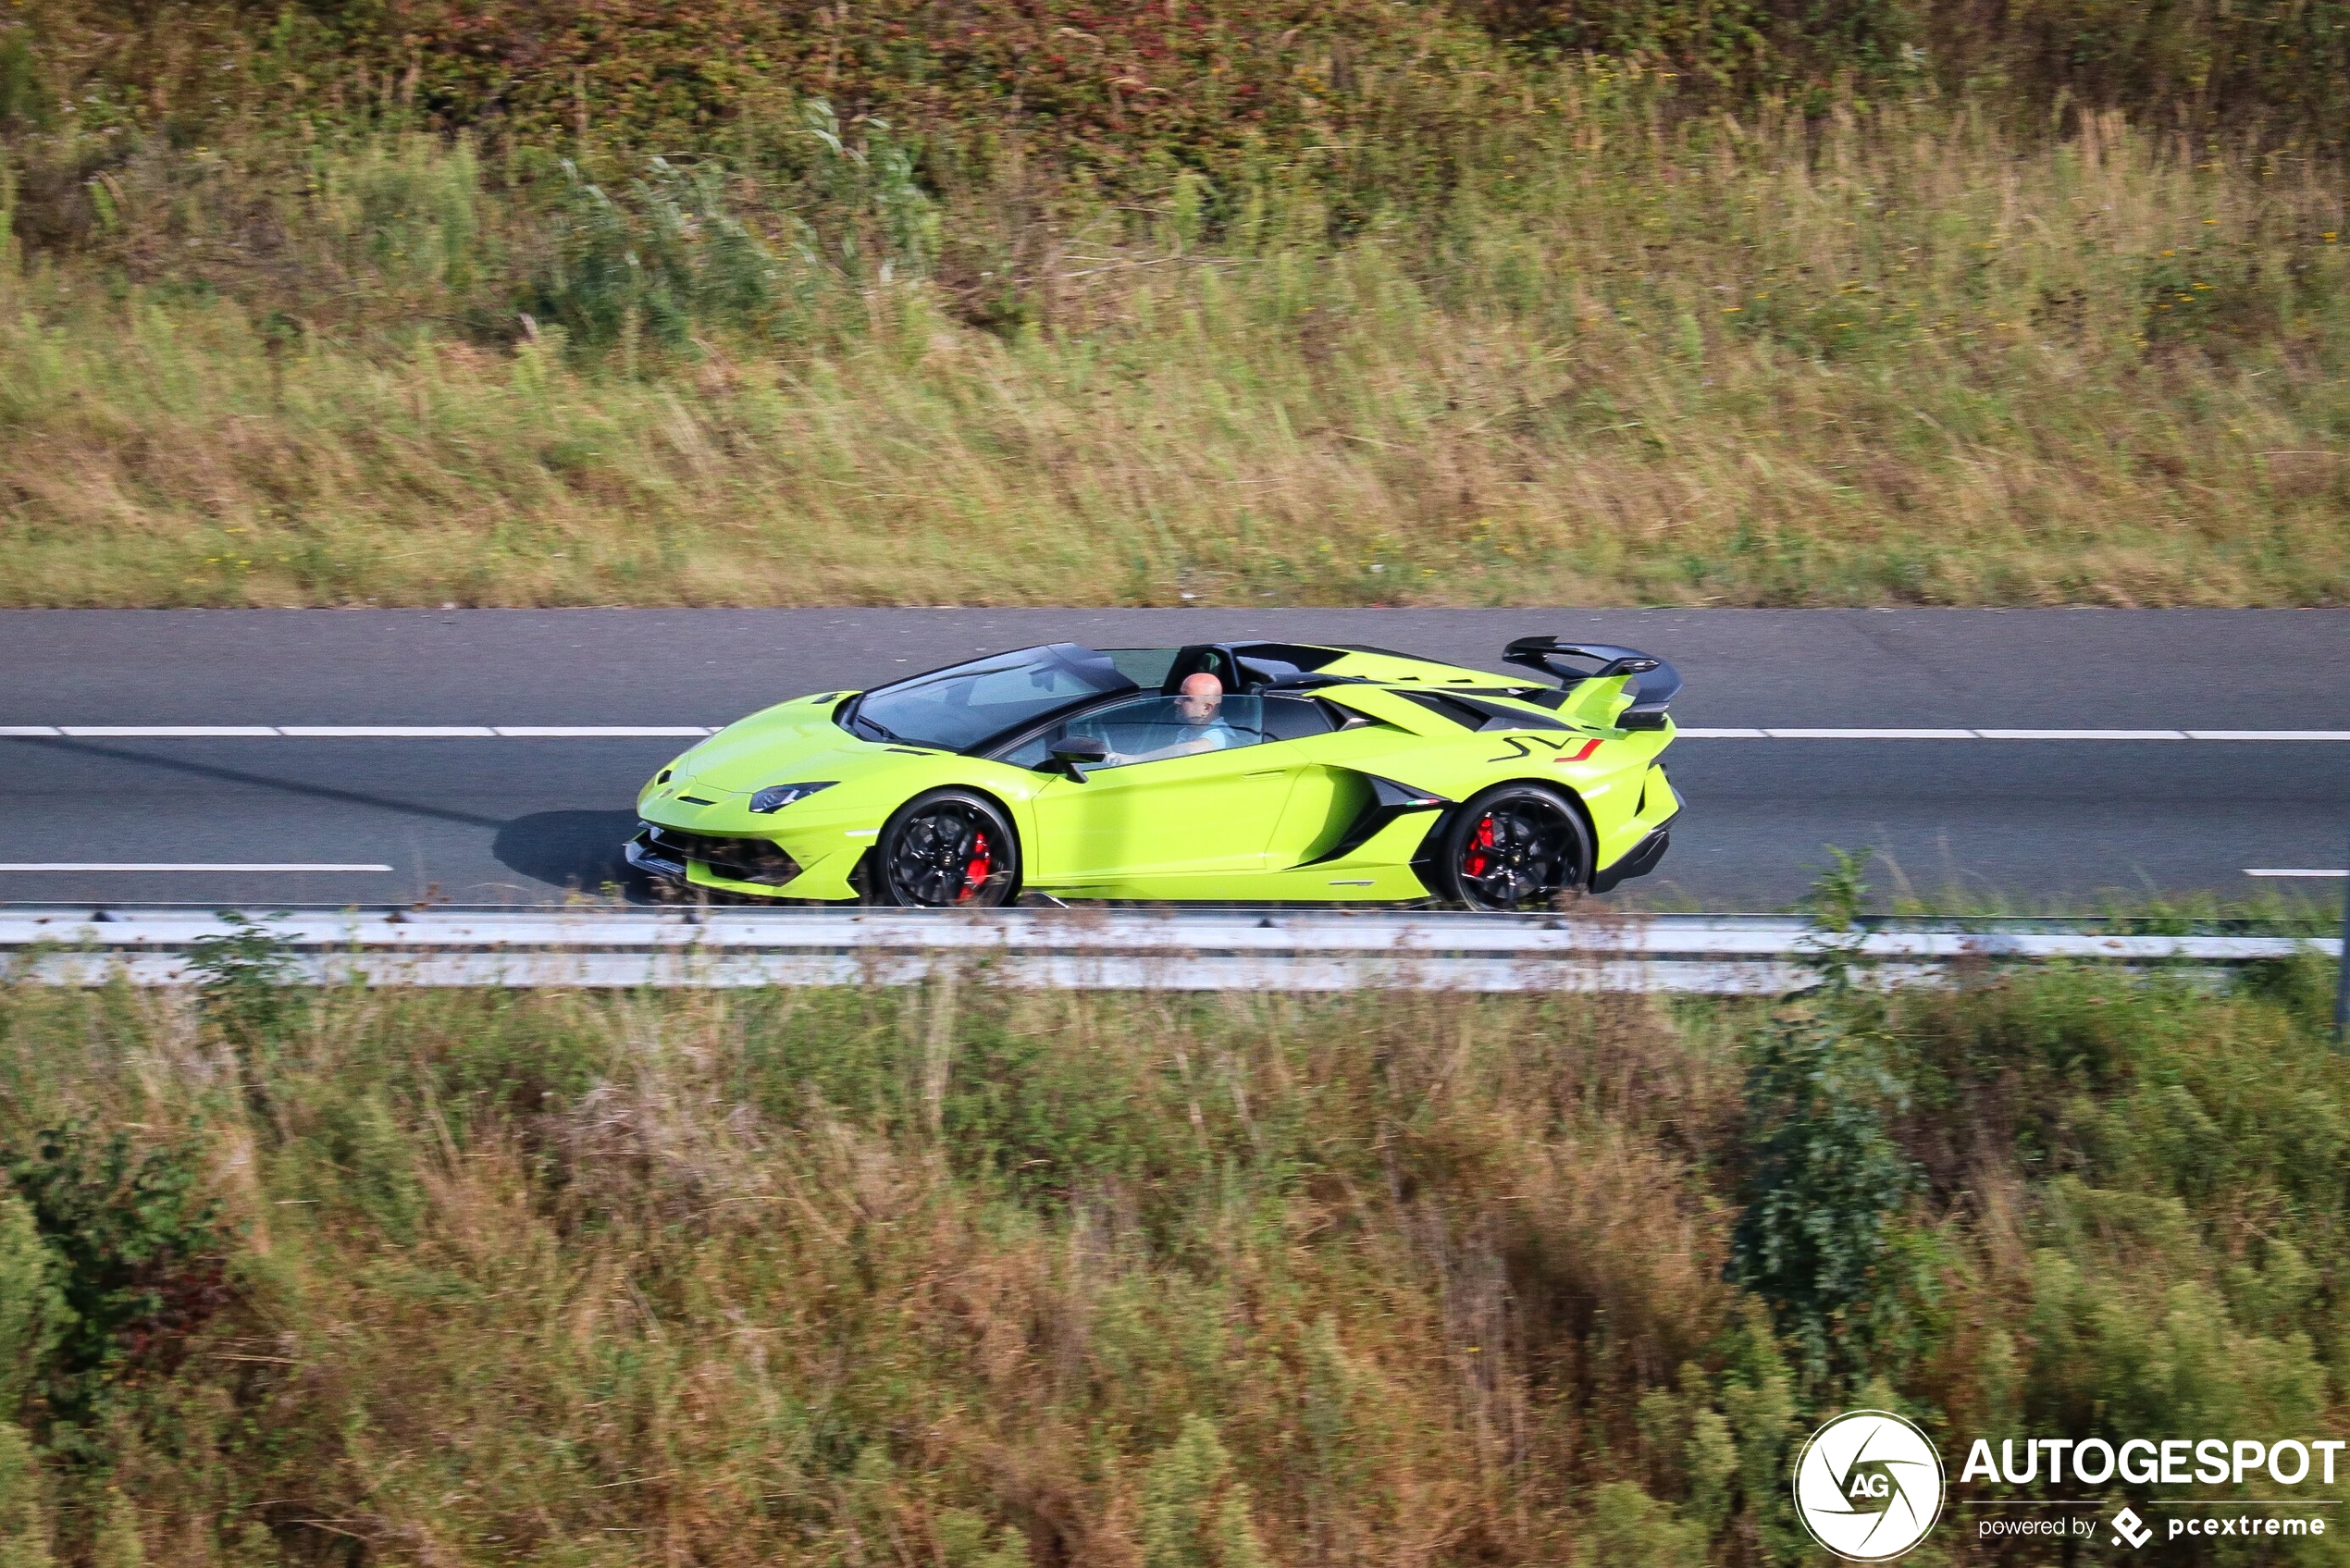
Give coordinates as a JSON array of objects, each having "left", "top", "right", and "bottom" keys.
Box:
[
  {"left": 1, "top": 3, "right": 2345, "bottom": 607},
  {"left": 0, "top": 943, "right": 2343, "bottom": 1565}
]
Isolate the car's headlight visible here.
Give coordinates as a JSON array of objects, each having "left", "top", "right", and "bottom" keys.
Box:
[{"left": 748, "top": 781, "right": 837, "bottom": 814}]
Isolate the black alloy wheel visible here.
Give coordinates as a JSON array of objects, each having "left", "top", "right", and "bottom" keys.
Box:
[
  {"left": 873, "top": 790, "right": 1020, "bottom": 907},
  {"left": 1438, "top": 784, "right": 1592, "bottom": 911}
]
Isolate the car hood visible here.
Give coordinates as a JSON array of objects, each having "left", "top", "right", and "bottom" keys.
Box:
[{"left": 668, "top": 701, "right": 925, "bottom": 796}]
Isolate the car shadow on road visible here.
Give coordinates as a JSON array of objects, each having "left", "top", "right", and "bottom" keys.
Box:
[{"left": 492, "top": 809, "right": 647, "bottom": 900}]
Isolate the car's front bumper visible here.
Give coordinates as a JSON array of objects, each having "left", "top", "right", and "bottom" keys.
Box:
[
  {"left": 625, "top": 819, "right": 872, "bottom": 900},
  {"left": 626, "top": 821, "right": 799, "bottom": 884}
]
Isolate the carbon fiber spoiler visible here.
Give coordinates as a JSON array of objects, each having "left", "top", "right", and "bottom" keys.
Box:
[{"left": 1503, "top": 637, "right": 1683, "bottom": 731}]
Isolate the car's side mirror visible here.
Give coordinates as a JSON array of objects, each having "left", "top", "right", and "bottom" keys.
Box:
[{"left": 1049, "top": 735, "right": 1109, "bottom": 779}]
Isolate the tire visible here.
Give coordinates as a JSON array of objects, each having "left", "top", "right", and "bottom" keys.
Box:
[
  {"left": 871, "top": 789, "right": 1021, "bottom": 907},
  {"left": 1432, "top": 784, "right": 1593, "bottom": 911}
]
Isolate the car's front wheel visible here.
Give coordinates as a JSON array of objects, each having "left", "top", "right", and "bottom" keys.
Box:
[
  {"left": 1432, "top": 784, "right": 1592, "bottom": 910},
  {"left": 870, "top": 789, "right": 1021, "bottom": 907}
]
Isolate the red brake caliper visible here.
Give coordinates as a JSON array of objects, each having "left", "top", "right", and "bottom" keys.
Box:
[
  {"left": 1463, "top": 815, "right": 1496, "bottom": 879},
  {"left": 958, "top": 830, "right": 992, "bottom": 901}
]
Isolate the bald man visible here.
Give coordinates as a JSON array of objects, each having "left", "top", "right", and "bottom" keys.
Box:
[{"left": 1119, "top": 671, "right": 1245, "bottom": 763}]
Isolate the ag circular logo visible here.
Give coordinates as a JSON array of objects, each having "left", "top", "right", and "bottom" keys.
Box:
[{"left": 1791, "top": 1410, "right": 1945, "bottom": 1562}]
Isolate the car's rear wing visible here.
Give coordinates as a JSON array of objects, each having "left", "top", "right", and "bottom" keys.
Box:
[{"left": 1503, "top": 637, "right": 1683, "bottom": 731}]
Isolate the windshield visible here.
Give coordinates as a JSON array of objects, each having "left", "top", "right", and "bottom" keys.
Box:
[{"left": 845, "top": 643, "right": 1138, "bottom": 752}]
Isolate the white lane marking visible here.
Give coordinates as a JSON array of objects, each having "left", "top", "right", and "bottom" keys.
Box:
[
  {"left": 2188, "top": 730, "right": 2350, "bottom": 742},
  {"left": 491, "top": 725, "right": 714, "bottom": 738},
  {"left": 1764, "top": 727, "right": 1975, "bottom": 739},
  {"left": 6, "top": 724, "right": 2344, "bottom": 743},
  {"left": 1973, "top": 728, "right": 2189, "bottom": 740},
  {"left": 0, "top": 863, "right": 395, "bottom": 873},
  {"left": 277, "top": 725, "right": 498, "bottom": 737},
  {"left": 2245, "top": 869, "right": 2348, "bottom": 878},
  {"left": 57, "top": 725, "right": 279, "bottom": 737},
  {"left": 1674, "top": 728, "right": 2337, "bottom": 740},
  {"left": 12, "top": 725, "right": 717, "bottom": 738}
]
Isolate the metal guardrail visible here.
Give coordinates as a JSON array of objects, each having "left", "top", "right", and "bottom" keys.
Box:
[{"left": 2, "top": 908, "right": 2338, "bottom": 994}]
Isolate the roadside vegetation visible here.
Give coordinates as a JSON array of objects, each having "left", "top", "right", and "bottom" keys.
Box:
[
  {"left": 1636, "top": 848, "right": 2350, "bottom": 930},
  {"left": 0, "top": 940, "right": 2343, "bottom": 1564},
  {"left": 1, "top": 1, "right": 2345, "bottom": 607}
]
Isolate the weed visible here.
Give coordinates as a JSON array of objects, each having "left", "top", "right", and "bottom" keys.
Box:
[
  {"left": 1797, "top": 846, "right": 1874, "bottom": 948},
  {"left": 184, "top": 914, "right": 302, "bottom": 1052}
]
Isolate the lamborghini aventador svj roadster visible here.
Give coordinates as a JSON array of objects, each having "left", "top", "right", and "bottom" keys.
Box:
[{"left": 625, "top": 637, "right": 1681, "bottom": 909}]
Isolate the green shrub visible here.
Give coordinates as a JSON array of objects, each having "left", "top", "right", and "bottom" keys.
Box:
[
  {"left": 1140, "top": 1415, "right": 1270, "bottom": 1568},
  {"left": 0, "top": 1421, "right": 53, "bottom": 1568},
  {"left": 1586, "top": 1479, "right": 1712, "bottom": 1567},
  {"left": 1727, "top": 1000, "right": 1923, "bottom": 1384},
  {"left": 934, "top": 1507, "right": 1026, "bottom": 1568},
  {"left": 0, "top": 1191, "right": 60, "bottom": 1416},
  {"left": 0, "top": 1125, "right": 229, "bottom": 1432},
  {"left": 86, "top": 1489, "right": 142, "bottom": 1568}
]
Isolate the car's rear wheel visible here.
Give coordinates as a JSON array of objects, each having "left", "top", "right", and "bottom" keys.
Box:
[
  {"left": 1434, "top": 784, "right": 1592, "bottom": 911},
  {"left": 872, "top": 789, "right": 1020, "bottom": 907}
]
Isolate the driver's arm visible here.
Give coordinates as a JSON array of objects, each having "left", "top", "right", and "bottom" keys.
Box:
[
  {"left": 1114, "top": 732, "right": 1208, "bottom": 764},
  {"left": 1139, "top": 722, "right": 1238, "bottom": 761}
]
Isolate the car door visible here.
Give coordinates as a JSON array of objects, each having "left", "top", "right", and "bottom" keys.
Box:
[{"left": 1016, "top": 694, "right": 1293, "bottom": 888}]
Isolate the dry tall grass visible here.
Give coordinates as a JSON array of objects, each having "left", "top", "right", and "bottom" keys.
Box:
[
  {"left": 0, "top": 958, "right": 2343, "bottom": 1565},
  {"left": 4, "top": 101, "right": 2344, "bottom": 607}
]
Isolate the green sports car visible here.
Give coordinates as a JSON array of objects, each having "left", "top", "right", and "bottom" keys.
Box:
[{"left": 626, "top": 637, "right": 1682, "bottom": 909}]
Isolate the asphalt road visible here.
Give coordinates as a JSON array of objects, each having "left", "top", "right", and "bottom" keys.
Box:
[{"left": 4, "top": 609, "right": 2346, "bottom": 908}]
